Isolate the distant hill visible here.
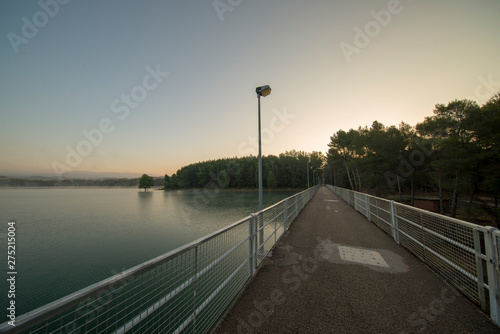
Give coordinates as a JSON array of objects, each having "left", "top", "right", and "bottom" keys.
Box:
[
  {"left": 60, "top": 171, "right": 145, "bottom": 179},
  {"left": 0, "top": 170, "right": 57, "bottom": 179}
]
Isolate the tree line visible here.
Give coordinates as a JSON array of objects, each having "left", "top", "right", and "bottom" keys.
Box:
[
  {"left": 163, "top": 150, "right": 325, "bottom": 190},
  {"left": 325, "top": 92, "right": 500, "bottom": 221},
  {"left": 0, "top": 177, "right": 164, "bottom": 188}
]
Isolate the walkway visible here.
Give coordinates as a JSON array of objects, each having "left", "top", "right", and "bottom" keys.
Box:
[{"left": 214, "top": 186, "right": 499, "bottom": 333}]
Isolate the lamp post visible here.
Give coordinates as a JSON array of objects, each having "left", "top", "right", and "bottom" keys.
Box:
[
  {"left": 307, "top": 158, "right": 311, "bottom": 188},
  {"left": 313, "top": 170, "right": 316, "bottom": 187},
  {"left": 256, "top": 85, "right": 271, "bottom": 252}
]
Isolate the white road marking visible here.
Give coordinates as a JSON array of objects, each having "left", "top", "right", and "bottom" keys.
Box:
[{"left": 338, "top": 246, "right": 389, "bottom": 267}]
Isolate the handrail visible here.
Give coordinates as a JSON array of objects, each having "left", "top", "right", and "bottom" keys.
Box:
[{"left": 5, "top": 215, "right": 252, "bottom": 333}]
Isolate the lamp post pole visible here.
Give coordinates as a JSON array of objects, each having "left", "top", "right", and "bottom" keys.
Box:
[
  {"left": 258, "top": 94, "right": 263, "bottom": 214},
  {"left": 313, "top": 170, "right": 316, "bottom": 187},
  {"left": 255, "top": 85, "right": 271, "bottom": 254}
]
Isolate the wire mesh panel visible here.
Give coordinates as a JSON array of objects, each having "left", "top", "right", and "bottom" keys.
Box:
[
  {"left": 495, "top": 231, "right": 500, "bottom": 289},
  {"left": 342, "top": 188, "right": 349, "bottom": 202},
  {"left": 180, "top": 221, "right": 250, "bottom": 334},
  {"left": 258, "top": 203, "right": 285, "bottom": 266},
  {"left": 253, "top": 188, "right": 316, "bottom": 269},
  {"left": 496, "top": 232, "right": 500, "bottom": 266},
  {"left": 492, "top": 231, "right": 500, "bottom": 323},
  {"left": 284, "top": 198, "right": 296, "bottom": 224},
  {"left": 397, "top": 205, "right": 425, "bottom": 260},
  {"left": 25, "top": 248, "right": 200, "bottom": 334},
  {"left": 354, "top": 193, "right": 368, "bottom": 218},
  {"left": 369, "top": 197, "right": 392, "bottom": 236},
  {"left": 396, "top": 203, "right": 479, "bottom": 303}
]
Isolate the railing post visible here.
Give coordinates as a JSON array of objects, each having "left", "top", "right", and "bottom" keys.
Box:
[
  {"left": 294, "top": 196, "right": 298, "bottom": 220},
  {"left": 274, "top": 206, "right": 278, "bottom": 245},
  {"left": 366, "top": 196, "right": 371, "bottom": 222},
  {"left": 390, "top": 200, "right": 400, "bottom": 244},
  {"left": 283, "top": 199, "right": 289, "bottom": 231},
  {"left": 473, "top": 228, "right": 487, "bottom": 310},
  {"left": 193, "top": 246, "right": 198, "bottom": 332},
  {"left": 485, "top": 228, "right": 500, "bottom": 325},
  {"left": 249, "top": 214, "right": 257, "bottom": 277},
  {"left": 420, "top": 212, "right": 425, "bottom": 261}
]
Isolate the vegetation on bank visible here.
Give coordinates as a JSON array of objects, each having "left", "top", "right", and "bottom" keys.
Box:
[
  {"left": 0, "top": 177, "right": 163, "bottom": 188},
  {"left": 163, "top": 150, "right": 324, "bottom": 190},
  {"left": 325, "top": 92, "right": 500, "bottom": 224},
  {"left": 138, "top": 174, "right": 154, "bottom": 191}
]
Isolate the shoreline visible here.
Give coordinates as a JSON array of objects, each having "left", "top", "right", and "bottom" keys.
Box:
[{"left": 160, "top": 187, "right": 306, "bottom": 192}]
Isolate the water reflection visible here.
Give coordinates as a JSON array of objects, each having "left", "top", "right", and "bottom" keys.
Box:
[
  {"left": 137, "top": 191, "right": 154, "bottom": 198},
  {"left": 0, "top": 188, "right": 297, "bottom": 317}
]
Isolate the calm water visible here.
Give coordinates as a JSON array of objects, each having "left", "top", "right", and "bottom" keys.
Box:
[{"left": 0, "top": 187, "right": 296, "bottom": 318}]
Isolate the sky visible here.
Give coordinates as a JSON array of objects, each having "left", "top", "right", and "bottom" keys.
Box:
[{"left": 1, "top": 0, "right": 499, "bottom": 177}]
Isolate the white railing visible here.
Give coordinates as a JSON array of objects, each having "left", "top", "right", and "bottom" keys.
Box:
[
  {"left": 327, "top": 185, "right": 500, "bottom": 326},
  {"left": 0, "top": 186, "right": 319, "bottom": 334}
]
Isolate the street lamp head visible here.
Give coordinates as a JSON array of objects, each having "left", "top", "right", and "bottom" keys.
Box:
[{"left": 256, "top": 85, "right": 271, "bottom": 97}]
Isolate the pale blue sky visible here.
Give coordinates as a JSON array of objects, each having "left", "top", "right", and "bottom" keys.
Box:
[{"left": 1, "top": 0, "right": 499, "bottom": 176}]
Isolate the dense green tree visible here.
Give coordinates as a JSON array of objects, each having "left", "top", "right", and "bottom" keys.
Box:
[
  {"left": 138, "top": 174, "right": 154, "bottom": 192},
  {"left": 168, "top": 173, "right": 179, "bottom": 189},
  {"left": 267, "top": 170, "right": 277, "bottom": 190},
  {"left": 417, "top": 99, "right": 480, "bottom": 216},
  {"left": 326, "top": 91, "right": 500, "bottom": 225},
  {"left": 164, "top": 151, "right": 324, "bottom": 191},
  {"left": 470, "top": 93, "right": 500, "bottom": 223},
  {"left": 328, "top": 122, "right": 407, "bottom": 195},
  {"left": 328, "top": 129, "right": 358, "bottom": 190}
]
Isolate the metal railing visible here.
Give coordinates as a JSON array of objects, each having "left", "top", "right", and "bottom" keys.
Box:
[
  {"left": 327, "top": 185, "right": 500, "bottom": 326},
  {"left": 0, "top": 186, "right": 319, "bottom": 334}
]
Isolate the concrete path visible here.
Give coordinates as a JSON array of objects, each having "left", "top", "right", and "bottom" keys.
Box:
[{"left": 213, "top": 186, "right": 499, "bottom": 334}]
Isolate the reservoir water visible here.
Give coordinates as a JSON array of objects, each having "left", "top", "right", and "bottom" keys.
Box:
[{"left": 0, "top": 187, "right": 296, "bottom": 319}]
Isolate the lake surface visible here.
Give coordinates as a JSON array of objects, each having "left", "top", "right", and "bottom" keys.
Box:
[{"left": 0, "top": 187, "right": 297, "bottom": 318}]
